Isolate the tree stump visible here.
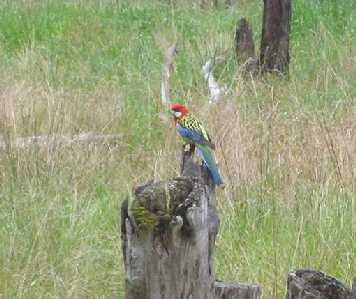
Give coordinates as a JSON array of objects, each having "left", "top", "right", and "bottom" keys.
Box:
[
  {"left": 215, "top": 281, "right": 261, "bottom": 299},
  {"left": 121, "top": 148, "right": 261, "bottom": 299},
  {"left": 260, "top": 0, "right": 291, "bottom": 75},
  {"left": 235, "top": 18, "right": 257, "bottom": 75},
  {"left": 286, "top": 270, "right": 353, "bottom": 299}
]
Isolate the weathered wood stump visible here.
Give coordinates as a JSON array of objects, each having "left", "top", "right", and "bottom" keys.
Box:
[
  {"left": 286, "top": 270, "right": 353, "bottom": 299},
  {"left": 121, "top": 149, "right": 261, "bottom": 299}
]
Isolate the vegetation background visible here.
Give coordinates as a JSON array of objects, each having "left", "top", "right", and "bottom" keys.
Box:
[{"left": 0, "top": 0, "right": 355, "bottom": 298}]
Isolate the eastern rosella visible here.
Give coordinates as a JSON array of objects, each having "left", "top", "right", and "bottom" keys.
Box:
[{"left": 171, "top": 103, "right": 224, "bottom": 187}]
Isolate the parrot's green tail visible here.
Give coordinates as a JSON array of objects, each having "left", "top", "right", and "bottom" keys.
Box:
[{"left": 197, "top": 145, "right": 224, "bottom": 186}]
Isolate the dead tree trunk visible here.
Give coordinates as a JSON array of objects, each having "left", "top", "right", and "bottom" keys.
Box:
[
  {"left": 121, "top": 148, "right": 261, "bottom": 299},
  {"left": 260, "top": 0, "right": 291, "bottom": 75},
  {"left": 286, "top": 270, "right": 353, "bottom": 299},
  {"left": 235, "top": 18, "right": 257, "bottom": 75}
]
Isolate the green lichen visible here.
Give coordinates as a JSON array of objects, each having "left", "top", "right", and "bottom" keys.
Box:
[{"left": 128, "top": 178, "right": 194, "bottom": 232}]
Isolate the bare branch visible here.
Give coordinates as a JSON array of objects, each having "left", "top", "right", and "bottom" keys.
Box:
[
  {"left": 161, "top": 42, "right": 177, "bottom": 106},
  {"left": 202, "top": 58, "right": 226, "bottom": 104}
]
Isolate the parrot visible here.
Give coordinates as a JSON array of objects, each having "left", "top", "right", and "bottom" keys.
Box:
[{"left": 170, "top": 103, "right": 224, "bottom": 187}]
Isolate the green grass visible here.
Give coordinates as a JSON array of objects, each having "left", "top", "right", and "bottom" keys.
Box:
[
  {"left": 0, "top": 0, "right": 355, "bottom": 298},
  {"left": 216, "top": 188, "right": 355, "bottom": 298}
]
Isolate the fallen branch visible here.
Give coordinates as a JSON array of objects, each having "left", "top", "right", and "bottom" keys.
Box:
[
  {"left": 0, "top": 133, "right": 121, "bottom": 150},
  {"left": 161, "top": 42, "right": 177, "bottom": 106},
  {"left": 202, "top": 58, "right": 226, "bottom": 104}
]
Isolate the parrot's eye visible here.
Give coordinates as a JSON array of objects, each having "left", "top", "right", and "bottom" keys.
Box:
[{"left": 174, "top": 111, "right": 182, "bottom": 118}]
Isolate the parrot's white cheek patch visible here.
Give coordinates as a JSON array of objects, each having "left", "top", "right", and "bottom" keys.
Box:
[{"left": 174, "top": 111, "right": 182, "bottom": 118}]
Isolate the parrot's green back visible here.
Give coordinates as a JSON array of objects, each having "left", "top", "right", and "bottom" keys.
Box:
[{"left": 178, "top": 113, "right": 215, "bottom": 149}]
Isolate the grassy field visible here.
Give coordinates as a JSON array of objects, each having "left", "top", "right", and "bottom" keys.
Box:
[{"left": 0, "top": 0, "right": 355, "bottom": 298}]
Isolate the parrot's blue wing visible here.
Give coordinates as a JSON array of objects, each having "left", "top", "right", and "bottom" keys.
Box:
[{"left": 176, "top": 123, "right": 212, "bottom": 147}]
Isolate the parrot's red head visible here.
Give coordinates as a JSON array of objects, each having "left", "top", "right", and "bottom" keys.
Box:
[{"left": 170, "top": 104, "right": 189, "bottom": 121}]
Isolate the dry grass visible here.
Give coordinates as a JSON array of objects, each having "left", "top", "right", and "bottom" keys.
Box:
[{"left": 211, "top": 100, "right": 356, "bottom": 196}]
